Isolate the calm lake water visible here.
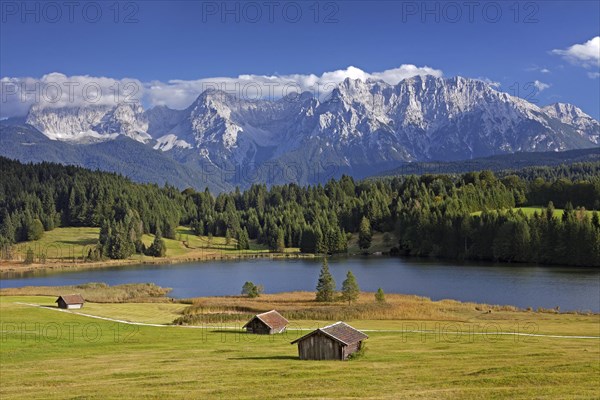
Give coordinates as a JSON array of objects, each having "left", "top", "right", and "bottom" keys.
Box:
[{"left": 1, "top": 257, "right": 599, "bottom": 312}]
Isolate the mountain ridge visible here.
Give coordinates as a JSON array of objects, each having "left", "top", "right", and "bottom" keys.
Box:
[{"left": 5, "top": 75, "right": 599, "bottom": 189}]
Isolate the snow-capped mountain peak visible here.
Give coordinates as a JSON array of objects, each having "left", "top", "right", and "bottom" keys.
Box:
[
  {"left": 26, "top": 102, "right": 150, "bottom": 143},
  {"left": 21, "top": 76, "right": 599, "bottom": 175},
  {"left": 542, "top": 103, "right": 600, "bottom": 144}
]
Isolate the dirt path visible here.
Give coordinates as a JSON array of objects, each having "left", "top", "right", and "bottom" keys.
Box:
[{"left": 14, "top": 302, "right": 600, "bottom": 340}]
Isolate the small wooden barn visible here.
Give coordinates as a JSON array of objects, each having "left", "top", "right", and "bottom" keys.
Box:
[
  {"left": 242, "top": 310, "right": 289, "bottom": 334},
  {"left": 291, "top": 321, "right": 368, "bottom": 360},
  {"left": 56, "top": 294, "right": 85, "bottom": 309}
]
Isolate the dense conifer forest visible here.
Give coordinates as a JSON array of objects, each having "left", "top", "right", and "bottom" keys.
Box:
[{"left": 1, "top": 157, "right": 598, "bottom": 266}]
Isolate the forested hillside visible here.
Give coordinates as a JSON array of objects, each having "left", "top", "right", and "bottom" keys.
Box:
[
  {"left": 376, "top": 148, "right": 600, "bottom": 178},
  {"left": 1, "top": 157, "right": 598, "bottom": 266}
]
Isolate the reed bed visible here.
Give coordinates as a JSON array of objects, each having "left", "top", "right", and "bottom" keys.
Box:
[
  {"left": 173, "top": 291, "right": 518, "bottom": 325},
  {"left": 0, "top": 282, "right": 172, "bottom": 303}
]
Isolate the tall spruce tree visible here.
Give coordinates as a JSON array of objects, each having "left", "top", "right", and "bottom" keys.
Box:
[
  {"left": 276, "top": 228, "right": 285, "bottom": 252},
  {"left": 340, "top": 270, "right": 360, "bottom": 304},
  {"left": 26, "top": 218, "right": 44, "bottom": 241},
  {"left": 300, "top": 227, "right": 317, "bottom": 253},
  {"left": 358, "top": 216, "right": 372, "bottom": 251},
  {"left": 237, "top": 228, "right": 250, "bottom": 250},
  {"left": 0, "top": 211, "right": 16, "bottom": 245},
  {"left": 147, "top": 228, "right": 167, "bottom": 257},
  {"left": 315, "top": 258, "right": 336, "bottom": 302},
  {"left": 107, "top": 222, "right": 135, "bottom": 259}
]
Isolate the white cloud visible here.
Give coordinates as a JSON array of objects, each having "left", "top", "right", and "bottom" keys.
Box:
[
  {"left": 526, "top": 66, "right": 551, "bottom": 74},
  {"left": 370, "top": 65, "right": 443, "bottom": 85},
  {"left": 1, "top": 65, "right": 443, "bottom": 118},
  {"left": 1, "top": 73, "right": 143, "bottom": 118},
  {"left": 143, "top": 64, "right": 443, "bottom": 109},
  {"left": 533, "top": 80, "right": 551, "bottom": 92},
  {"left": 475, "top": 77, "right": 501, "bottom": 88},
  {"left": 588, "top": 72, "right": 600, "bottom": 79},
  {"left": 551, "top": 36, "right": 600, "bottom": 69}
]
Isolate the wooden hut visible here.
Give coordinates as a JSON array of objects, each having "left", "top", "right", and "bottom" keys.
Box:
[
  {"left": 56, "top": 294, "right": 85, "bottom": 309},
  {"left": 291, "top": 322, "right": 368, "bottom": 360},
  {"left": 242, "top": 310, "right": 288, "bottom": 334}
]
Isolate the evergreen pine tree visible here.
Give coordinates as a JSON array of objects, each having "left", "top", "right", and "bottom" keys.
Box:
[
  {"left": 0, "top": 211, "right": 16, "bottom": 245},
  {"left": 375, "top": 288, "right": 386, "bottom": 303},
  {"left": 225, "top": 228, "right": 232, "bottom": 246},
  {"left": 26, "top": 218, "right": 44, "bottom": 241},
  {"left": 315, "top": 226, "right": 327, "bottom": 254},
  {"left": 562, "top": 202, "right": 574, "bottom": 222},
  {"left": 592, "top": 212, "right": 600, "bottom": 229},
  {"left": 315, "top": 258, "right": 336, "bottom": 302},
  {"left": 147, "top": 228, "right": 167, "bottom": 257},
  {"left": 358, "top": 216, "right": 372, "bottom": 251},
  {"left": 337, "top": 228, "right": 348, "bottom": 253},
  {"left": 300, "top": 227, "right": 317, "bottom": 253},
  {"left": 546, "top": 201, "right": 556, "bottom": 221},
  {"left": 276, "top": 228, "right": 285, "bottom": 252},
  {"left": 192, "top": 219, "right": 205, "bottom": 236},
  {"left": 108, "top": 222, "right": 135, "bottom": 259},
  {"left": 237, "top": 228, "right": 250, "bottom": 250},
  {"left": 340, "top": 270, "right": 360, "bottom": 304}
]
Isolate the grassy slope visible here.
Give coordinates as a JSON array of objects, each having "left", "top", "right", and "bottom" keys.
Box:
[
  {"left": 1, "top": 295, "right": 599, "bottom": 399},
  {"left": 2, "top": 226, "right": 300, "bottom": 271},
  {"left": 347, "top": 232, "right": 395, "bottom": 254},
  {"left": 8, "top": 226, "right": 101, "bottom": 261},
  {"left": 3, "top": 225, "right": 385, "bottom": 272},
  {"left": 10, "top": 226, "right": 274, "bottom": 261}
]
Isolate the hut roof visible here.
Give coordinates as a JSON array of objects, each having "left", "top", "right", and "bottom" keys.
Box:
[
  {"left": 56, "top": 294, "right": 85, "bottom": 305},
  {"left": 243, "top": 310, "right": 289, "bottom": 330},
  {"left": 291, "top": 322, "right": 368, "bottom": 345}
]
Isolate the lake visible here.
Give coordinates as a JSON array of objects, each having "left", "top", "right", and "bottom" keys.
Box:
[{"left": 1, "top": 257, "right": 599, "bottom": 312}]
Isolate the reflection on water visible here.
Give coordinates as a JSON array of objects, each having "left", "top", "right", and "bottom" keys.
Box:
[{"left": 1, "top": 256, "right": 599, "bottom": 312}]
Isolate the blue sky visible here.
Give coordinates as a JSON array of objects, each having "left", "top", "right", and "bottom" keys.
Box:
[{"left": 1, "top": 1, "right": 599, "bottom": 118}]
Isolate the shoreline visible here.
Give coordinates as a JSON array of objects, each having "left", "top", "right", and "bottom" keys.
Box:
[
  {"left": 2, "top": 250, "right": 599, "bottom": 276},
  {"left": 0, "top": 250, "right": 318, "bottom": 275}
]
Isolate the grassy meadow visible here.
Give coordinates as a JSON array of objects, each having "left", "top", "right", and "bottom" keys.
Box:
[
  {"left": 471, "top": 206, "right": 596, "bottom": 218},
  {"left": 0, "top": 291, "right": 599, "bottom": 399},
  {"left": 5, "top": 226, "right": 274, "bottom": 262},
  {"left": 1, "top": 225, "right": 396, "bottom": 274},
  {"left": 0, "top": 226, "right": 308, "bottom": 273},
  {"left": 347, "top": 232, "right": 395, "bottom": 254}
]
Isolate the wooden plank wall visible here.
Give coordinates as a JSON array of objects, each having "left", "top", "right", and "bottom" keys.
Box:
[{"left": 298, "top": 333, "right": 343, "bottom": 360}]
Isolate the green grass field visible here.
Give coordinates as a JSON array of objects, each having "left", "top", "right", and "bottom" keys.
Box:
[
  {"left": 515, "top": 206, "right": 595, "bottom": 217},
  {"left": 8, "top": 226, "right": 100, "bottom": 261},
  {"left": 1, "top": 295, "right": 598, "bottom": 399},
  {"left": 471, "top": 207, "right": 595, "bottom": 218},
  {"left": 347, "top": 232, "right": 395, "bottom": 254},
  {"left": 5, "top": 226, "right": 290, "bottom": 267}
]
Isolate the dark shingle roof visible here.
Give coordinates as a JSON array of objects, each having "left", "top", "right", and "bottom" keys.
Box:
[
  {"left": 291, "top": 322, "right": 368, "bottom": 345},
  {"left": 56, "top": 294, "right": 85, "bottom": 305},
  {"left": 243, "top": 310, "right": 289, "bottom": 330}
]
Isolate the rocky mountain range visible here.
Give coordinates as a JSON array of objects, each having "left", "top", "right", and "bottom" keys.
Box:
[{"left": 2, "top": 75, "right": 598, "bottom": 191}]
